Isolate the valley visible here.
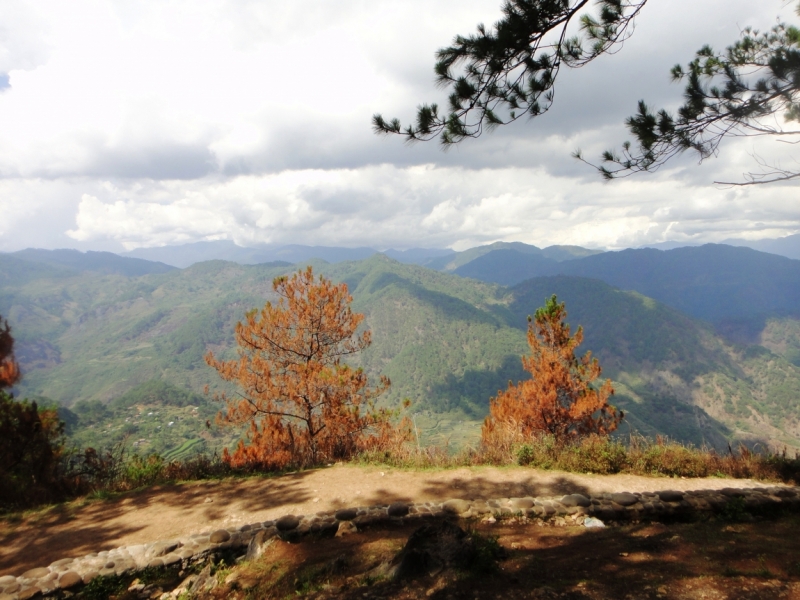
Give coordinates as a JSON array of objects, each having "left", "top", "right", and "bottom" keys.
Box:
[{"left": 2, "top": 243, "right": 800, "bottom": 457}]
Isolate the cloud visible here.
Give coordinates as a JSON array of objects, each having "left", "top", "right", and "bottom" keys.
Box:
[
  {"left": 0, "top": 0, "right": 798, "bottom": 252},
  {"left": 54, "top": 164, "right": 800, "bottom": 252}
]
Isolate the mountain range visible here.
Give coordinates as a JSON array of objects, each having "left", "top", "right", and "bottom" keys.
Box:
[
  {"left": 121, "top": 240, "right": 454, "bottom": 268},
  {"left": 1, "top": 241, "right": 799, "bottom": 455}
]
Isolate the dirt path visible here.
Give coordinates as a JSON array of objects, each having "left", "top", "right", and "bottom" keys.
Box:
[{"left": 0, "top": 464, "right": 787, "bottom": 576}]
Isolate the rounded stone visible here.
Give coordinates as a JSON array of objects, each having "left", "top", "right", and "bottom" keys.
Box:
[
  {"left": 561, "top": 494, "right": 590, "bottom": 508},
  {"left": 443, "top": 499, "right": 471, "bottom": 514},
  {"left": 658, "top": 490, "right": 684, "bottom": 502},
  {"left": 147, "top": 559, "right": 164, "bottom": 568},
  {"left": 510, "top": 498, "right": 535, "bottom": 510},
  {"left": 2, "top": 582, "right": 20, "bottom": 594},
  {"left": 387, "top": 502, "right": 410, "bottom": 517},
  {"left": 21, "top": 567, "right": 50, "bottom": 580},
  {"left": 153, "top": 541, "right": 181, "bottom": 556},
  {"left": 57, "top": 571, "right": 82, "bottom": 589},
  {"left": 18, "top": 586, "right": 42, "bottom": 600},
  {"left": 276, "top": 515, "right": 301, "bottom": 531},
  {"left": 0, "top": 576, "right": 17, "bottom": 585},
  {"left": 210, "top": 529, "right": 231, "bottom": 543},
  {"left": 610, "top": 492, "right": 638, "bottom": 506},
  {"left": 334, "top": 508, "right": 358, "bottom": 521},
  {"left": 49, "top": 558, "right": 74, "bottom": 569},
  {"left": 720, "top": 488, "right": 746, "bottom": 497}
]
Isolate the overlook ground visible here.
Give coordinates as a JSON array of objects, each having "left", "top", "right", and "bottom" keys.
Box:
[
  {"left": 0, "top": 464, "right": 787, "bottom": 577},
  {"left": 211, "top": 516, "right": 800, "bottom": 599}
]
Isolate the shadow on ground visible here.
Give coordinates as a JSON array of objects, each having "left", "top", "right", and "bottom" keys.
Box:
[{"left": 236, "top": 515, "right": 800, "bottom": 600}]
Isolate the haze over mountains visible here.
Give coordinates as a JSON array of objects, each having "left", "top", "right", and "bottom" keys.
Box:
[
  {"left": 122, "top": 240, "right": 454, "bottom": 268},
  {"left": 117, "top": 234, "right": 800, "bottom": 269},
  {"left": 2, "top": 238, "right": 800, "bottom": 455},
  {"left": 646, "top": 233, "right": 800, "bottom": 261}
]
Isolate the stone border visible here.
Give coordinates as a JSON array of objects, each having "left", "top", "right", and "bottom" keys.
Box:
[{"left": 1, "top": 485, "right": 798, "bottom": 599}]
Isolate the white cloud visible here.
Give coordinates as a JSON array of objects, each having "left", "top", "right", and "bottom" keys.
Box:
[
  {"left": 0, "top": 0, "right": 798, "bottom": 252},
  {"left": 52, "top": 164, "right": 800, "bottom": 251}
]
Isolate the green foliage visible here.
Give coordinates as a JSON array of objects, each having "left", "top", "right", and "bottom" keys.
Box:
[
  {"left": 360, "top": 433, "right": 800, "bottom": 482},
  {"left": 596, "top": 6, "right": 800, "bottom": 184},
  {"left": 719, "top": 496, "right": 750, "bottom": 523},
  {"left": 374, "top": 0, "right": 646, "bottom": 145},
  {"left": 67, "top": 381, "right": 224, "bottom": 459},
  {"left": 0, "top": 390, "right": 67, "bottom": 509},
  {"left": 80, "top": 573, "right": 129, "bottom": 600},
  {"left": 121, "top": 454, "right": 166, "bottom": 489},
  {"left": 109, "top": 380, "right": 206, "bottom": 410},
  {"left": 4, "top": 252, "right": 800, "bottom": 453},
  {"left": 467, "top": 530, "right": 504, "bottom": 575}
]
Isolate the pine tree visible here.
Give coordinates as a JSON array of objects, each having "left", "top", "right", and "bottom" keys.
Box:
[
  {"left": 374, "top": 0, "right": 646, "bottom": 145},
  {"left": 585, "top": 7, "right": 800, "bottom": 185},
  {"left": 376, "top": 0, "right": 800, "bottom": 185},
  {"left": 482, "top": 295, "right": 621, "bottom": 448},
  {"left": 206, "top": 266, "right": 402, "bottom": 469}
]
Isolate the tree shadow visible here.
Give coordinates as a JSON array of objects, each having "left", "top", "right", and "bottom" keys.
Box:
[
  {"left": 234, "top": 516, "right": 800, "bottom": 599},
  {"left": 430, "top": 354, "right": 525, "bottom": 416},
  {"left": 349, "top": 476, "right": 594, "bottom": 512},
  {"left": 0, "top": 469, "right": 319, "bottom": 577},
  {"left": 417, "top": 475, "right": 593, "bottom": 502}
]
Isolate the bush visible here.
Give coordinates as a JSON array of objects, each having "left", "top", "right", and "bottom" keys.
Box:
[{"left": 0, "top": 391, "right": 68, "bottom": 509}]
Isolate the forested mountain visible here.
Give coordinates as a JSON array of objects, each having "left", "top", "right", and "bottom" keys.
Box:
[
  {"left": 446, "top": 244, "right": 800, "bottom": 324},
  {"left": 1, "top": 251, "right": 799, "bottom": 455},
  {"left": 422, "top": 241, "right": 601, "bottom": 272}
]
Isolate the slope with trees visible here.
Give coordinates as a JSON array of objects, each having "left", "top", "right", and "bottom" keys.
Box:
[
  {"left": 442, "top": 244, "right": 800, "bottom": 333},
  {"left": 2, "top": 252, "right": 800, "bottom": 452}
]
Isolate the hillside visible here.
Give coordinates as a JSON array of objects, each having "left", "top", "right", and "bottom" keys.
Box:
[
  {"left": 423, "top": 241, "right": 601, "bottom": 272},
  {"left": 449, "top": 244, "right": 800, "bottom": 324},
  {"left": 1, "top": 253, "right": 799, "bottom": 454},
  {"left": 508, "top": 277, "right": 800, "bottom": 448}
]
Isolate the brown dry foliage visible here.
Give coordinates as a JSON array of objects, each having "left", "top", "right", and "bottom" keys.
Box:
[
  {"left": 0, "top": 316, "right": 20, "bottom": 389},
  {"left": 206, "top": 266, "right": 409, "bottom": 470},
  {"left": 482, "top": 295, "right": 622, "bottom": 450}
]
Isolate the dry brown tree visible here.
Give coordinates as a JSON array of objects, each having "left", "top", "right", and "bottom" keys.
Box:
[
  {"left": 206, "top": 266, "right": 403, "bottom": 469},
  {"left": 0, "top": 316, "right": 20, "bottom": 389},
  {"left": 482, "top": 295, "right": 622, "bottom": 451}
]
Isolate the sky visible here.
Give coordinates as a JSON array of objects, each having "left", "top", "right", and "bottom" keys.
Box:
[{"left": 0, "top": 0, "right": 798, "bottom": 253}]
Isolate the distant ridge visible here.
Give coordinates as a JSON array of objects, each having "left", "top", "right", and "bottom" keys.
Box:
[
  {"left": 10, "top": 248, "right": 175, "bottom": 277},
  {"left": 642, "top": 233, "right": 800, "bottom": 260},
  {"left": 449, "top": 244, "right": 800, "bottom": 325},
  {"left": 423, "top": 241, "right": 603, "bottom": 271},
  {"left": 121, "top": 240, "right": 452, "bottom": 268}
]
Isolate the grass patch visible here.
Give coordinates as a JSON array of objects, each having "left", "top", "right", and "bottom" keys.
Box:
[{"left": 358, "top": 433, "right": 800, "bottom": 483}]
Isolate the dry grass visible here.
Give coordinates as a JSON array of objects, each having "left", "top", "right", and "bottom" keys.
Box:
[{"left": 358, "top": 430, "right": 800, "bottom": 483}]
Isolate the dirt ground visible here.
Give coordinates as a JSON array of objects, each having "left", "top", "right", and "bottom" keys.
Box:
[
  {"left": 218, "top": 515, "right": 800, "bottom": 600},
  {"left": 0, "top": 464, "right": 788, "bottom": 577}
]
